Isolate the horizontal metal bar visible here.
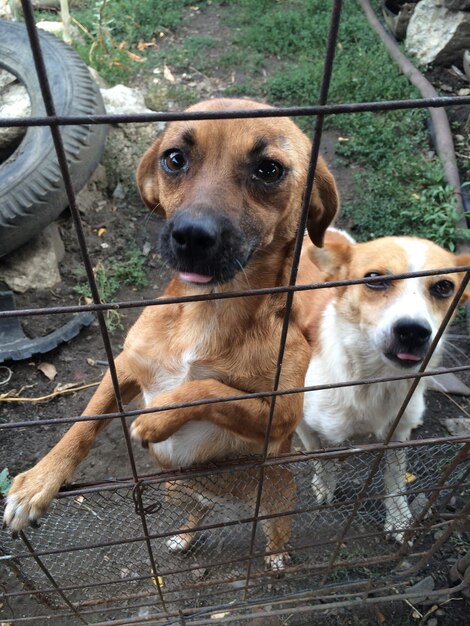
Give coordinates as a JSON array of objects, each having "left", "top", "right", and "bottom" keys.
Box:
[
  {"left": 3, "top": 363, "right": 470, "bottom": 431},
  {"left": 0, "top": 95, "right": 469, "bottom": 129},
  {"left": 0, "top": 266, "right": 468, "bottom": 320}
]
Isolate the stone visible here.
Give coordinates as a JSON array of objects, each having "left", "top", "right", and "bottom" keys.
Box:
[
  {"left": 0, "top": 223, "right": 64, "bottom": 293},
  {"left": 101, "top": 84, "right": 159, "bottom": 116},
  {"left": 76, "top": 164, "right": 108, "bottom": 214},
  {"left": 443, "top": 0, "right": 470, "bottom": 9},
  {"left": 0, "top": 72, "right": 30, "bottom": 155},
  {"left": 442, "top": 417, "right": 470, "bottom": 436},
  {"left": 408, "top": 575, "right": 435, "bottom": 604},
  {"left": 427, "top": 371, "right": 470, "bottom": 395},
  {"left": 406, "top": 0, "right": 470, "bottom": 66}
]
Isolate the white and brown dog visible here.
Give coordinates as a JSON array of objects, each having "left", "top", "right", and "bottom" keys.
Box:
[{"left": 296, "top": 229, "right": 470, "bottom": 542}]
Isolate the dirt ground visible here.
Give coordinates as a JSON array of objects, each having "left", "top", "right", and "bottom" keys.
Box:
[{"left": 1, "top": 3, "right": 470, "bottom": 625}]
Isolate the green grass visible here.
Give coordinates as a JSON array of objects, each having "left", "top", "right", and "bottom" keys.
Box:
[
  {"left": 69, "top": 0, "right": 201, "bottom": 83},
  {"left": 34, "top": 0, "right": 465, "bottom": 247},
  {"left": 224, "top": 0, "right": 465, "bottom": 249},
  {"left": 74, "top": 246, "right": 148, "bottom": 331}
]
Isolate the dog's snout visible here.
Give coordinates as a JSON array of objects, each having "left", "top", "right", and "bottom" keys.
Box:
[
  {"left": 171, "top": 214, "right": 219, "bottom": 255},
  {"left": 393, "top": 318, "right": 432, "bottom": 345}
]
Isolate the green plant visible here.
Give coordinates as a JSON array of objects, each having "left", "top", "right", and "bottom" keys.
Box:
[
  {"left": 0, "top": 468, "right": 11, "bottom": 496},
  {"left": 74, "top": 246, "right": 148, "bottom": 331}
]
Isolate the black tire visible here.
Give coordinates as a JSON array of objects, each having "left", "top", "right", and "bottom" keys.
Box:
[{"left": 0, "top": 20, "right": 108, "bottom": 257}]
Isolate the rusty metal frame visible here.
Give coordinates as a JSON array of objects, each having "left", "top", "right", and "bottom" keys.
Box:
[{"left": 1, "top": 0, "right": 469, "bottom": 624}]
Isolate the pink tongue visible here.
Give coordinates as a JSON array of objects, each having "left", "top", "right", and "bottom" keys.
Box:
[
  {"left": 179, "top": 272, "right": 213, "bottom": 284},
  {"left": 397, "top": 353, "right": 421, "bottom": 361}
]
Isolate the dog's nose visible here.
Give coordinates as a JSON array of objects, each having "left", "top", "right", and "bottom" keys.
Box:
[
  {"left": 171, "top": 213, "right": 219, "bottom": 255},
  {"left": 393, "top": 318, "right": 432, "bottom": 345}
]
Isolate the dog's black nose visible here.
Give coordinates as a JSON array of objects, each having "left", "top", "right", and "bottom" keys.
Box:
[
  {"left": 171, "top": 213, "right": 219, "bottom": 256},
  {"left": 393, "top": 318, "right": 432, "bottom": 346}
]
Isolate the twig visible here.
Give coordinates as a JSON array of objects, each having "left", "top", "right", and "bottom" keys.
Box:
[{"left": 0, "top": 381, "right": 99, "bottom": 403}]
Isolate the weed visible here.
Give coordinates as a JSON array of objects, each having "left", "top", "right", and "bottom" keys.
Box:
[
  {"left": 74, "top": 246, "right": 148, "bottom": 332},
  {"left": 0, "top": 467, "right": 11, "bottom": 496},
  {"left": 449, "top": 531, "right": 470, "bottom": 555}
]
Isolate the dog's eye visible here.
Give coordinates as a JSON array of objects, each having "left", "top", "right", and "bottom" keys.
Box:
[
  {"left": 429, "top": 279, "right": 454, "bottom": 299},
  {"left": 161, "top": 149, "right": 187, "bottom": 173},
  {"left": 364, "top": 272, "right": 390, "bottom": 290},
  {"left": 253, "top": 160, "right": 284, "bottom": 184}
]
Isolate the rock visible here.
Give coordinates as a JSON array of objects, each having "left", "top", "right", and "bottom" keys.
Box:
[
  {"left": 464, "top": 50, "right": 470, "bottom": 82},
  {"left": 101, "top": 84, "right": 160, "bottom": 116},
  {"left": 76, "top": 164, "right": 108, "bottom": 213},
  {"left": 0, "top": 223, "right": 64, "bottom": 293},
  {"left": 427, "top": 371, "right": 470, "bottom": 395},
  {"left": 443, "top": 0, "right": 470, "bottom": 9},
  {"left": 442, "top": 417, "right": 470, "bottom": 436},
  {"left": 87, "top": 66, "right": 108, "bottom": 90},
  {"left": 406, "top": 0, "right": 470, "bottom": 66},
  {"left": 0, "top": 72, "right": 30, "bottom": 156},
  {"left": 35, "top": 20, "right": 81, "bottom": 42},
  {"left": 408, "top": 575, "right": 435, "bottom": 604},
  {"left": 410, "top": 492, "right": 430, "bottom": 518}
]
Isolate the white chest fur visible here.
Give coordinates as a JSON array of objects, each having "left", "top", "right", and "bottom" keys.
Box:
[
  {"left": 301, "top": 304, "right": 426, "bottom": 445},
  {"left": 138, "top": 347, "right": 246, "bottom": 468}
]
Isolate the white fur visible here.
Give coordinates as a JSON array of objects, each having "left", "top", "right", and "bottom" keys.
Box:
[
  {"left": 297, "top": 241, "right": 445, "bottom": 542},
  {"left": 132, "top": 331, "right": 246, "bottom": 468}
]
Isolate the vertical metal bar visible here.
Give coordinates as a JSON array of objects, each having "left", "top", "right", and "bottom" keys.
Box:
[
  {"left": 19, "top": 0, "right": 167, "bottom": 609},
  {"left": 19, "top": 531, "right": 88, "bottom": 625},
  {"left": 243, "top": 0, "right": 343, "bottom": 595}
]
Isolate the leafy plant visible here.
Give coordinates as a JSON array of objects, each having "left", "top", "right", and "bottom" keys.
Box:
[
  {"left": 74, "top": 246, "right": 148, "bottom": 331},
  {"left": 0, "top": 468, "right": 11, "bottom": 496}
]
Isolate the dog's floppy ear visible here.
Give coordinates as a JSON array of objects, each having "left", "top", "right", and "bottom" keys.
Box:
[
  {"left": 306, "top": 158, "right": 339, "bottom": 248},
  {"left": 455, "top": 254, "right": 470, "bottom": 303},
  {"left": 136, "top": 136, "right": 164, "bottom": 215},
  {"left": 307, "top": 241, "right": 351, "bottom": 280}
]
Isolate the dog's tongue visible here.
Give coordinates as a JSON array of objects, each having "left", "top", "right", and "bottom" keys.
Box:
[
  {"left": 396, "top": 353, "right": 421, "bottom": 361},
  {"left": 179, "top": 272, "right": 213, "bottom": 284}
]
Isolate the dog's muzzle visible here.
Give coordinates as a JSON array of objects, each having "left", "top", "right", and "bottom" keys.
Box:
[
  {"left": 160, "top": 209, "right": 256, "bottom": 285},
  {"left": 384, "top": 317, "right": 432, "bottom": 368}
]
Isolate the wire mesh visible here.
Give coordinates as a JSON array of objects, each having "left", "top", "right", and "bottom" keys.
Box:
[{"left": 0, "top": 0, "right": 469, "bottom": 624}]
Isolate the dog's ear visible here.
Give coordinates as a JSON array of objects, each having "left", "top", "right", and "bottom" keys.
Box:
[
  {"left": 306, "top": 158, "right": 339, "bottom": 248},
  {"left": 307, "top": 241, "right": 351, "bottom": 280},
  {"left": 136, "top": 136, "right": 164, "bottom": 215},
  {"left": 455, "top": 254, "right": 470, "bottom": 303}
]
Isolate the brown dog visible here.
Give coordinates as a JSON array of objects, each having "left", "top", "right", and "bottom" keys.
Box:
[{"left": 4, "top": 98, "right": 338, "bottom": 569}]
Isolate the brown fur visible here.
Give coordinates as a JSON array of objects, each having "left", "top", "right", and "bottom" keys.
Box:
[{"left": 5, "top": 98, "right": 339, "bottom": 568}]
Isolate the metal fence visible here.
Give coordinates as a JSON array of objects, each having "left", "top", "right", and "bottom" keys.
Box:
[{"left": 1, "top": 1, "right": 470, "bottom": 624}]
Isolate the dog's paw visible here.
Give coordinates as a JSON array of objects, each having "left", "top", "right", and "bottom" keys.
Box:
[
  {"left": 265, "top": 551, "right": 290, "bottom": 573},
  {"left": 166, "top": 533, "right": 194, "bottom": 553},
  {"left": 384, "top": 514, "right": 413, "bottom": 546},
  {"left": 311, "top": 473, "right": 335, "bottom": 504},
  {"left": 3, "top": 468, "right": 61, "bottom": 532},
  {"left": 130, "top": 414, "right": 172, "bottom": 446}
]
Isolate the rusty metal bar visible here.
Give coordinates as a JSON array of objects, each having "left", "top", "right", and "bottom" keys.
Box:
[
  {"left": 18, "top": 0, "right": 167, "bottom": 609},
  {"left": 3, "top": 363, "right": 470, "bottom": 431},
  {"left": 1, "top": 265, "right": 469, "bottom": 320},
  {"left": 1, "top": 95, "right": 470, "bottom": 130}
]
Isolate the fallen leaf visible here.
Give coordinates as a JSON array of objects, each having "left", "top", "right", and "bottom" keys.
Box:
[
  {"left": 163, "top": 64, "right": 176, "bottom": 83},
  {"left": 127, "top": 51, "right": 145, "bottom": 62},
  {"left": 138, "top": 41, "right": 157, "bottom": 50},
  {"left": 211, "top": 613, "right": 230, "bottom": 619},
  {"left": 37, "top": 362, "right": 57, "bottom": 381},
  {"left": 87, "top": 358, "right": 96, "bottom": 367},
  {"left": 54, "top": 382, "right": 79, "bottom": 393},
  {"left": 118, "top": 41, "right": 128, "bottom": 50},
  {"left": 151, "top": 574, "right": 164, "bottom": 587},
  {"left": 375, "top": 607, "right": 386, "bottom": 625},
  {"left": 97, "top": 227, "right": 106, "bottom": 237},
  {"left": 338, "top": 136, "right": 349, "bottom": 142},
  {"left": 405, "top": 472, "right": 417, "bottom": 484}
]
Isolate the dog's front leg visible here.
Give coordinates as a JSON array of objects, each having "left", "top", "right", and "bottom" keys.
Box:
[
  {"left": 383, "top": 443, "right": 413, "bottom": 544},
  {"left": 4, "top": 353, "right": 140, "bottom": 531},
  {"left": 131, "top": 378, "right": 303, "bottom": 446}
]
